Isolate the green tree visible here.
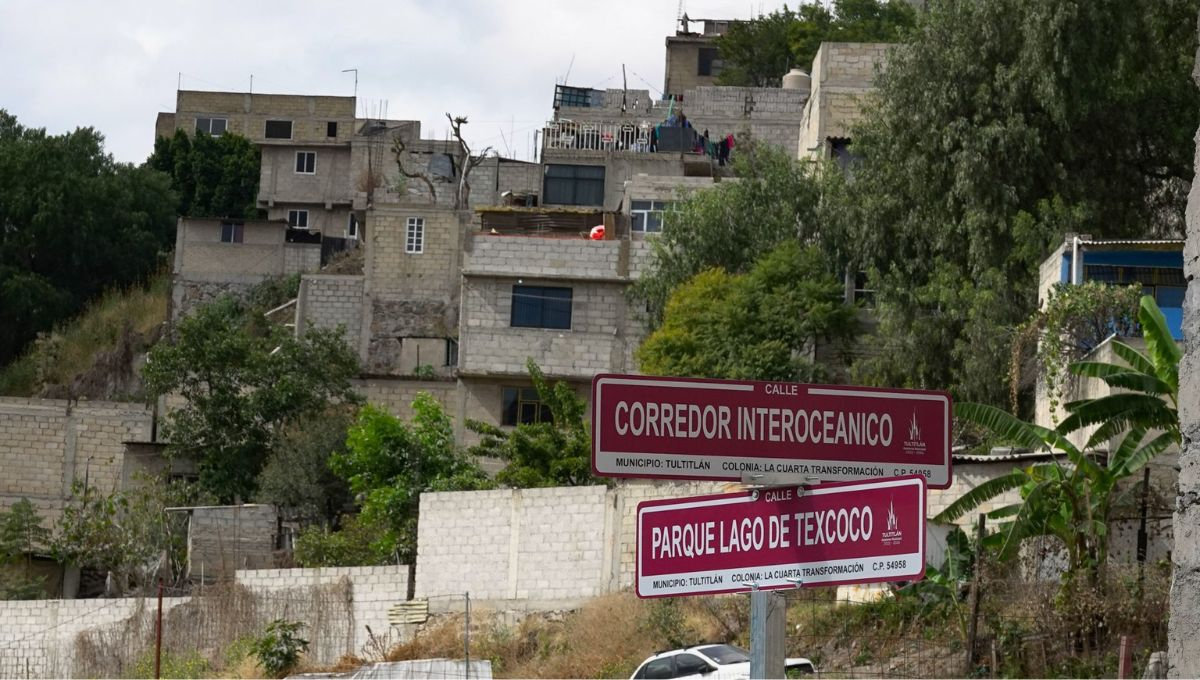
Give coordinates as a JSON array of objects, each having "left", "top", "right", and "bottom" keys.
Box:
[
  {"left": 330, "top": 398, "right": 493, "bottom": 564},
  {"left": 0, "top": 110, "right": 176, "bottom": 366},
  {"left": 50, "top": 476, "right": 198, "bottom": 594},
  {"left": 715, "top": 1, "right": 916, "bottom": 87},
  {"left": 638, "top": 241, "right": 858, "bottom": 382},
  {"left": 0, "top": 499, "right": 49, "bottom": 599},
  {"left": 256, "top": 408, "right": 355, "bottom": 526},
  {"left": 1058, "top": 296, "right": 1181, "bottom": 446},
  {"left": 1011, "top": 282, "right": 1142, "bottom": 418},
  {"left": 936, "top": 296, "right": 1179, "bottom": 585},
  {"left": 143, "top": 297, "right": 361, "bottom": 502},
  {"left": 468, "top": 360, "right": 600, "bottom": 488},
  {"left": 293, "top": 514, "right": 392, "bottom": 567},
  {"left": 631, "top": 143, "right": 835, "bottom": 327},
  {"left": 845, "top": 0, "right": 1198, "bottom": 404},
  {"left": 148, "top": 129, "right": 260, "bottom": 218}
]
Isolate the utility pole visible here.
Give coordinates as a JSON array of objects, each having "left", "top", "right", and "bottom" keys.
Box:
[
  {"left": 155, "top": 578, "right": 164, "bottom": 679},
  {"left": 464, "top": 591, "right": 471, "bottom": 679}
]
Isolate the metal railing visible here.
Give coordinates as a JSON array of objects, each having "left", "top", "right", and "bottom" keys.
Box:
[{"left": 542, "top": 120, "right": 656, "bottom": 152}]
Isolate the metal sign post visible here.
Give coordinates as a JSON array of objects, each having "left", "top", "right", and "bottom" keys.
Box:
[{"left": 749, "top": 587, "right": 786, "bottom": 679}]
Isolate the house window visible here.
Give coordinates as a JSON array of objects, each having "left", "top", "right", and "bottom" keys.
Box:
[
  {"left": 853, "top": 271, "right": 875, "bottom": 307},
  {"left": 501, "top": 386, "right": 553, "bottom": 426},
  {"left": 220, "top": 221, "right": 244, "bottom": 243},
  {"left": 406, "top": 217, "right": 424, "bottom": 253},
  {"left": 698, "top": 47, "right": 723, "bottom": 77},
  {"left": 543, "top": 164, "right": 605, "bottom": 206},
  {"left": 511, "top": 285, "right": 572, "bottom": 329},
  {"left": 295, "top": 152, "right": 316, "bottom": 174},
  {"left": 327, "top": 121, "right": 338, "bottom": 137},
  {"left": 445, "top": 339, "right": 458, "bottom": 367},
  {"left": 347, "top": 213, "right": 359, "bottom": 239},
  {"left": 287, "top": 210, "right": 309, "bottom": 229},
  {"left": 195, "top": 117, "right": 227, "bottom": 135},
  {"left": 265, "top": 120, "right": 293, "bottom": 139},
  {"left": 631, "top": 200, "right": 671, "bottom": 233}
]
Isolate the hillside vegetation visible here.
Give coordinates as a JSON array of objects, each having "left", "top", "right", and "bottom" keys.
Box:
[{"left": 0, "top": 271, "right": 169, "bottom": 399}]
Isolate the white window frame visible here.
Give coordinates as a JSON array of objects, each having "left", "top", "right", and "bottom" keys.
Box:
[
  {"left": 295, "top": 151, "right": 316, "bottom": 175},
  {"left": 631, "top": 199, "right": 671, "bottom": 233},
  {"left": 287, "top": 209, "right": 309, "bottom": 229},
  {"left": 195, "top": 117, "right": 227, "bottom": 135},
  {"left": 347, "top": 213, "right": 359, "bottom": 239},
  {"left": 406, "top": 217, "right": 424, "bottom": 254}
]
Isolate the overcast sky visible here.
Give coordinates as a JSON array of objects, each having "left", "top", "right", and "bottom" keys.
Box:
[{"left": 0, "top": 0, "right": 776, "bottom": 165}]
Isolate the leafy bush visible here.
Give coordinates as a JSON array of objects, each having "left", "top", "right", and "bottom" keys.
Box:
[
  {"left": 252, "top": 619, "right": 309, "bottom": 677},
  {"left": 294, "top": 514, "right": 393, "bottom": 567},
  {"left": 128, "top": 648, "right": 211, "bottom": 679}
]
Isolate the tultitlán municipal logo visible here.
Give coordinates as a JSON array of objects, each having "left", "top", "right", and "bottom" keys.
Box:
[
  {"left": 882, "top": 497, "right": 904, "bottom": 546},
  {"left": 902, "top": 409, "right": 926, "bottom": 455}
]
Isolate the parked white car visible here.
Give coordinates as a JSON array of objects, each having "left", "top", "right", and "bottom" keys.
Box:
[{"left": 630, "top": 644, "right": 815, "bottom": 680}]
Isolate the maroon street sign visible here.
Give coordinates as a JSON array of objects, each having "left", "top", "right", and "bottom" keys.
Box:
[
  {"left": 636, "top": 475, "right": 927, "bottom": 598},
  {"left": 591, "top": 374, "right": 953, "bottom": 488}
]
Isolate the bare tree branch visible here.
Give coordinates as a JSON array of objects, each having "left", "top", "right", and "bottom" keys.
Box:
[{"left": 391, "top": 133, "right": 437, "bottom": 204}]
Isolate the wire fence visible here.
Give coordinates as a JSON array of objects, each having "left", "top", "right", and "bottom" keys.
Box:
[{"left": 0, "top": 556, "right": 1173, "bottom": 679}]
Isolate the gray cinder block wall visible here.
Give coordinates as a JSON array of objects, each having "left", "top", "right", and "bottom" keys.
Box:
[{"left": 1168, "top": 31, "right": 1200, "bottom": 677}]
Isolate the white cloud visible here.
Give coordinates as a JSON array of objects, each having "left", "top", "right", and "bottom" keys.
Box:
[{"left": 0, "top": 0, "right": 768, "bottom": 163}]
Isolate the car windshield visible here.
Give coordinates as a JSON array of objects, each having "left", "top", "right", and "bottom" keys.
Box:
[{"left": 698, "top": 644, "right": 750, "bottom": 664}]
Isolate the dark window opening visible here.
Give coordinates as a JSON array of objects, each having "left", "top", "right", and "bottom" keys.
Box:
[
  {"left": 501, "top": 387, "right": 553, "bottom": 426},
  {"left": 220, "top": 221, "right": 244, "bottom": 243},
  {"left": 287, "top": 210, "right": 309, "bottom": 229},
  {"left": 445, "top": 339, "right": 458, "bottom": 368},
  {"left": 347, "top": 213, "right": 359, "bottom": 238},
  {"left": 543, "top": 164, "right": 605, "bottom": 206},
  {"left": 327, "top": 121, "right": 338, "bottom": 137},
  {"left": 511, "top": 285, "right": 572, "bottom": 329},
  {"left": 698, "top": 47, "right": 723, "bottom": 76},
  {"left": 854, "top": 270, "right": 875, "bottom": 307},
  {"left": 265, "top": 120, "right": 293, "bottom": 139},
  {"left": 830, "top": 138, "right": 862, "bottom": 177}
]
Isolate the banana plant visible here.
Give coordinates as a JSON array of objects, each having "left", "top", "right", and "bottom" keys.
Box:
[{"left": 935, "top": 296, "right": 1178, "bottom": 584}]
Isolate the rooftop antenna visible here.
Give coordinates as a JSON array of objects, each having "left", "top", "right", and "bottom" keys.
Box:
[
  {"left": 249, "top": 74, "right": 253, "bottom": 94},
  {"left": 342, "top": 68, "right": 358, "bottom": 99},
  {"left": 562, "top": 53, "right": 575, "bottom": 85},
  {"left": 177, "top": 72, "right": 181, "bottom": 91}
]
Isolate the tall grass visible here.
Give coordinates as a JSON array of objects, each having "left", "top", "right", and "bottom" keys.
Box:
[{"left": 0, "top": 271, "right": 170, "bottom": 397}]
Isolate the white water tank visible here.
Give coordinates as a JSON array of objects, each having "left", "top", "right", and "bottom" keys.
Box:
[{"left": 782, "top": 68, "right": 811, "bottom": 91}]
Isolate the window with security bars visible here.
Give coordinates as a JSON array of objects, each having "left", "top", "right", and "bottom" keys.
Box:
[
  {"left": 543, "top": 164, "right": 605, "bottom": 206},
  {"left": 501, "top": 386, "right": 553, "bottom": 426},
  {"left": 511, "top": 285, "right": 572, "bottom": 329},
  {"left": 406, "top": 217, "right": 424, "bottom": 253}
]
